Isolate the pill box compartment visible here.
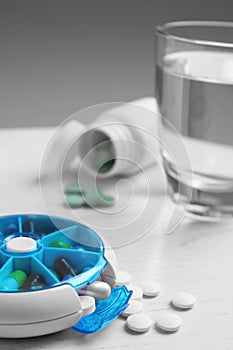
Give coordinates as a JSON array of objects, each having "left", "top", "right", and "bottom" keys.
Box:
[
  {"left": 0, "top": 256, "right": 58, "bottom": 291},
  {"left": 42, "top": 248, "right": 101, "bottom": 283}
]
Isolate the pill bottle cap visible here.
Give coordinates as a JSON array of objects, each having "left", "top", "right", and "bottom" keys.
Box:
[{"left": 9, "top": 270, "right": 27, "bottom": 288}]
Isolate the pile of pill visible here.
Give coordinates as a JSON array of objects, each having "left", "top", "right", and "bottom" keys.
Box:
[
  {"left": 116, "top": 270, "right": 196, "bottom": 334},
  {"left": 65, "top": 184, "right": 115, "bottom": 208},
  {"left": 92, "top": 142, "right": 115, "bottom": 173}
]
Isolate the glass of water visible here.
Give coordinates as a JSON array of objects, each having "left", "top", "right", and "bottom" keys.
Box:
[{"left": 156, "top": 21, "right": 233, "bottom": 220}]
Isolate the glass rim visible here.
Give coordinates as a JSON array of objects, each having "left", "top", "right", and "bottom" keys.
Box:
[{"left": 156, "top": 20, "right": 233, "bottom": 48}]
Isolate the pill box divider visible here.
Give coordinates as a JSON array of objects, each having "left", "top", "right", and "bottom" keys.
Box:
[
  {"left": 17, "top": 216, "right": 23, "bottom": 233},
  {"left": 0, "top": 258, "right": 14, "bottom": 281}
]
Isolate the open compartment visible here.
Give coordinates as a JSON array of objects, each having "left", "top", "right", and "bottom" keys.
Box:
[
  {"left": 43, "top": 248, "right": 101, "bottom": 277},
  {"left": 0, "top": 256, "right": 59, "bottom": 292},
  {"left": 42, "top": 226, "right": 79, "bottom": 249},
  {"left": 42, "top": 247, "right": 107, "bottom": 289}
]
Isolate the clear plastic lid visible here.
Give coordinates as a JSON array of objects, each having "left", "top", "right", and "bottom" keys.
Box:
[{"left": 73, "top": 285, "right": 132, "bottom": 334}]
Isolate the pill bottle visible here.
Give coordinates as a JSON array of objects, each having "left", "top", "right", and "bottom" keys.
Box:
[
  {"left": 77, "top": 97, "right": 160, "bottom": 178},
  {"left": 40, "top": 97, "right": 159, "bottom": 180},
  {"left": 40, "top": 119, "right": 86, "bottom": 180}
]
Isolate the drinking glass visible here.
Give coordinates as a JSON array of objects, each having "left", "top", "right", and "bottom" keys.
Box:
[{"left": 156, "top": 21, "right": 233, "bottom": 220}]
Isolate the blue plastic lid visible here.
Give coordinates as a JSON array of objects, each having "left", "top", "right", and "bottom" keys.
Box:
[{"left": 72, "top": 285, "right": 132, "bottom": 334}]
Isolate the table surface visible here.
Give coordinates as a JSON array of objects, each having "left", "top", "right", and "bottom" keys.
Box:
[{"left": 0, "top": 127, "right": 233, "bottom": 350}]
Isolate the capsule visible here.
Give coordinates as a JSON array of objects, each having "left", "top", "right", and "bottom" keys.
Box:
[
  {"left": 22, "top": 273, "right": 46, "bottom": 290},
  {"left": 50, "top": 240, "right": 72, "bottom": 249},
  {"left": 54, "top": 257, "right": 77, "bottom": 280},
  {"left": 22, "top": 220, "right": 35, "bottom": 233},
  {"left": 0, "top": 270, "right": 27, "bottom": 291}
]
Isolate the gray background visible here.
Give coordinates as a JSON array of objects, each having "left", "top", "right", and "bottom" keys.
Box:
[{"left": 0, "top": 0, "right": 232, "bottom": 128}]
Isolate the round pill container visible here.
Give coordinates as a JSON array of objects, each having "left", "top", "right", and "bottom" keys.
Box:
[{"left": 0, "top": 214, "right": 131, "bottom": 338}]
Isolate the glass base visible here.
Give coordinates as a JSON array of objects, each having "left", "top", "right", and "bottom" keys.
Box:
[{"left": 165, "top": 166, "right": 233, "bottom": 222}]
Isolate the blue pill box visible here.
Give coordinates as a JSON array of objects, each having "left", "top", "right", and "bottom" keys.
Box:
[{"left": 0, "top": 214, "right": 131, "bottom": 338}]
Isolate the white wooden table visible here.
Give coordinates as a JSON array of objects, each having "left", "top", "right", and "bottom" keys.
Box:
[{"left": 0, "top": 127, "right": 232, "bottom": 349}]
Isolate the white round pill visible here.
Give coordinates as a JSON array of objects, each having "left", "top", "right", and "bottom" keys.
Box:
[
  {"left": 6, "top": 237, "right": 37, "bottom": 253},
  {"left": 126, "top": 313, "right": 152, "bottom": 333},
  {"left": 116, "top": 271, "right": 132, "bottom": 286},
  {"left": 127, "top": 285, "right": 143, "bottom": 301},
  {"left": 156, "top": 312, "right": 182, "bottom": 332},
  {"left": 171, "top": 292, "right": 196, "bottom": 309},
  {"left": 140, "top": 281, "right": 161, "bottom": 297},
  {"left": 121, "top": 300, "right": 144, "bottom": 317},
  {"left": 79, "top": 296, "right": 96, "bottom": 316}
]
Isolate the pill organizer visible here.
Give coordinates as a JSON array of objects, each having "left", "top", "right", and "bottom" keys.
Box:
[{"left": 0, "top": 214, "right": 131, "bottom": 338}]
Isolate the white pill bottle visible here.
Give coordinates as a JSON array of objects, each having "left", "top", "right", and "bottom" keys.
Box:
[
  {"left": 76, "top": 97, "right": 160, "bottom": 178},
  {"left": 41, "top": 97, "right": 160, "bottom": 180}
]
